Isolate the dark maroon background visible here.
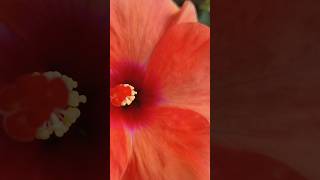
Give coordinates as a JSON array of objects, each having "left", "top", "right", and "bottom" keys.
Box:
[
  {"left": 0, "top": 0, "right": 109, "bottom": 179},
  {"left": 213, "top": 0, "right": 320, "bottom": 179}
]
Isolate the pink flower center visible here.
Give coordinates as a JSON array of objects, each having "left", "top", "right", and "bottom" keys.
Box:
[{"left": 110, "top": 61, "right": 163, "bottom": 129}]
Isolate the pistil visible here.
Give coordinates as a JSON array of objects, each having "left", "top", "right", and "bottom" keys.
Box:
[{"left": 110, "top": 84, "right": 137, "bottom": 107}]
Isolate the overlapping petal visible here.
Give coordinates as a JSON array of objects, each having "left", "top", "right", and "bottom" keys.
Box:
[
  {"left": 170, "top": 1, "right": 198, "bottom": 24},
  {"left": 110, "top": 0, "right": 179, "bottom": 64},
  {"left": 122, "top": 107, "right": 210, "bottom": 180},
  {"left": 110, "top": 0, "right": 200, "bottom": 66},
  {"left": 147, "top": 23, "right": 210, "bottom": 119}
]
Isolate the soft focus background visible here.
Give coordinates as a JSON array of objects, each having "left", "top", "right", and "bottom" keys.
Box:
[
  {"left": 214, "top": 0, "right": 320, "bottom": 179},
  {"left": 174, "top": 0, "right": 210, "bottom": 25}
]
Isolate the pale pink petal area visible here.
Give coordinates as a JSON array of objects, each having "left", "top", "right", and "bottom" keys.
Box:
[
  {"left": 122, "top": 107, "right": 210, "bottom": 180},
  {"left": 170, "top": 1, "right": 198, "bottom": 24},
  {"left": 110, "top": 0, "right": 178, "bottom": 64},
  {"left": 147, "top": 23, "right": 210, "bottom": 119},
  {"left": 110, "top": 124, "right": 131, "bottom": 180}
]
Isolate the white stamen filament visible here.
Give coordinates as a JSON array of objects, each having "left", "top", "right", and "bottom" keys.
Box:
[{"left": 120, "top": 84, "right": 137, "bottom": 107}]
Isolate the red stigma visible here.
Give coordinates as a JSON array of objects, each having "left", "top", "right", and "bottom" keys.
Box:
[{"left": 111, "top": 84, "right": 136, "bottom": 107}]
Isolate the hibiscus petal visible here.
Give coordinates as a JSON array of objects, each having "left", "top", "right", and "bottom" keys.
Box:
[
  {"left": 110, "top": 0, "right": 179, "bottom": 64},
  {"left": 110, "top": 124, "right": 131, "bottom": 180},
  {"left": 122, "top": 107, "right": 210, "bottom": 180},
  {"left": 147, "top": 23, "right": 210, "bottom": 120},
  {"left": 170, "top": 1, "right": 198, "bottom": 24}
]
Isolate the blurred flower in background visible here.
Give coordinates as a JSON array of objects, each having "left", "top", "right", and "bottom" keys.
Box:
[{"left": 0, "top": 0, "right": 107, "bottom": 179}]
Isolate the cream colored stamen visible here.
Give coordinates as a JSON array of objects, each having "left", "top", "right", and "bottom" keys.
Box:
[{"left": 120, "top": 84, "right": 137, "bottom": 106}]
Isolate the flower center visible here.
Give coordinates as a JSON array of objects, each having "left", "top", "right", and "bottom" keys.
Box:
[
  {"left": 0, "top": 71, "right": 86, "bottom": 142},
  {"left": 110, "top": 84, "right": 137, "bottom": 107}
]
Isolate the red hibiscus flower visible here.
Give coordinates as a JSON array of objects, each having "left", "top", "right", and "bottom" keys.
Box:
[
  {"left": 110, "top": 0, "right": 210, "bottom": 179},
  {"left": 0, "top": 0, "right": 107, "bottom": 179}
]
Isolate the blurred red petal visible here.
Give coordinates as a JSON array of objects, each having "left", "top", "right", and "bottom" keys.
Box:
[
  {"left": 0, "top": 85, "right": 20, "bottom": 112},
  {"left": 3, "top": 111, "right": 38, "bottom": 142}
]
